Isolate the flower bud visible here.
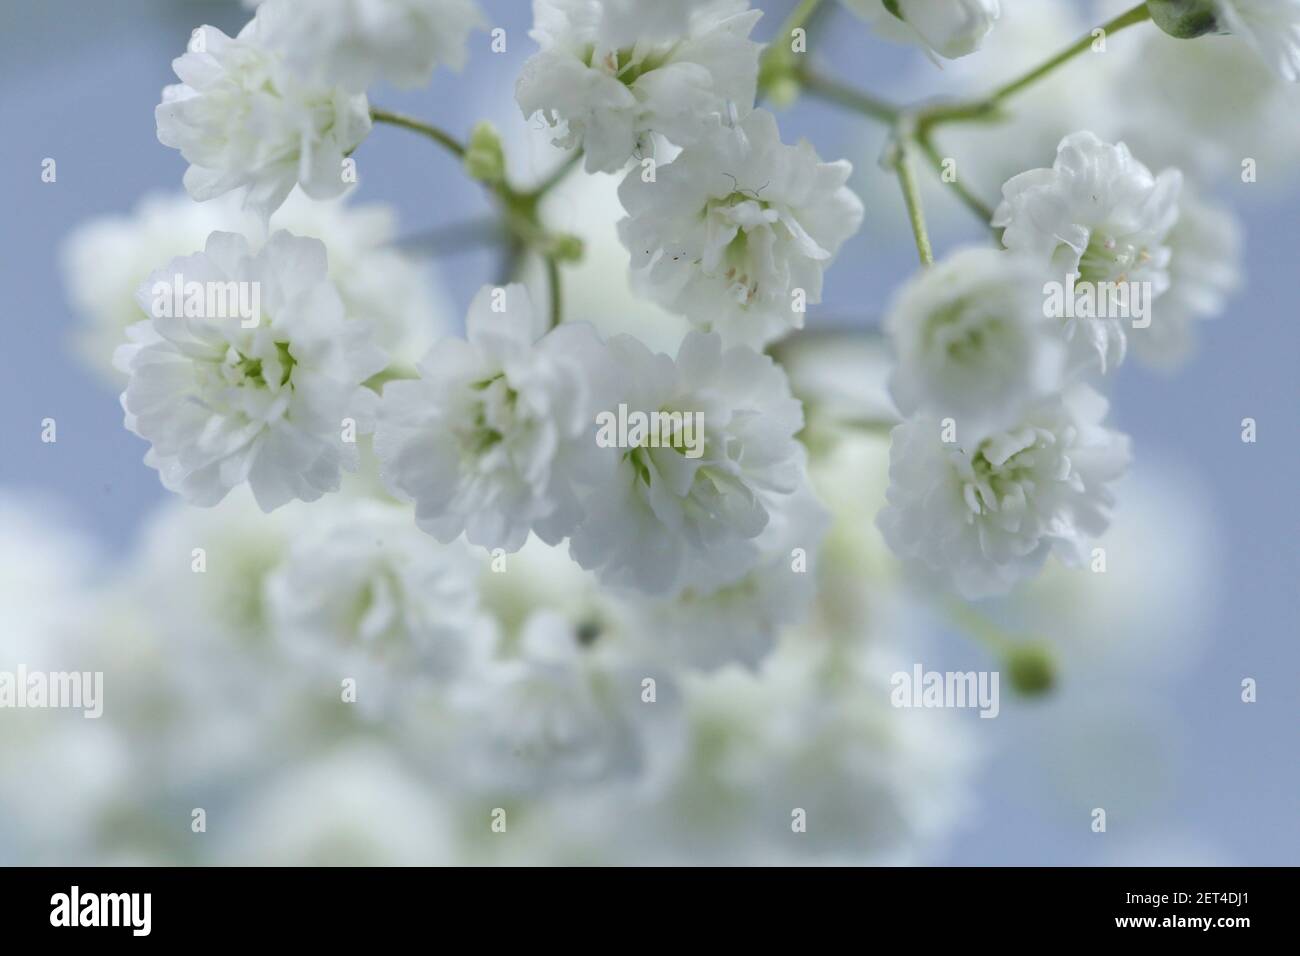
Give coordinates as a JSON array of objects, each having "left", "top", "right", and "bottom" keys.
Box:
[
  {"left": 1005, "top": 643, "right": 1057, "bottom": 697},
  {"left": 463, "top": 121, "right": 506, "bottom": 185},
  {"left": 1147, "top": 0, "right": 1221, "bottom": 39}
]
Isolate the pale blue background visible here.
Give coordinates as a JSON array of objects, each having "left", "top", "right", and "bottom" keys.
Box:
[{"left": 1, "top": 0, "right": 1295, "bottom": 865}]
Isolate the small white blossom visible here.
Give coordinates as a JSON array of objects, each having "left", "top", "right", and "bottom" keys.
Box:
[
  {"left": 877, "top": 385, "right": 1131, "bottom": 598},
  {"left": 116, "top": 231, "right": 388, "bottom": 512},
  {"left": 516, "top": 0, "right": 763, "bottom": 173},
  {"left": 62, "top": 189, "right": 448, "bottom": 383},
  {"left": 885, "top": 246, "right": 1066, "bottom": 435},
  {"left": 569, "top": 330, "right": 806, "bottom": 597},
  {"left": 618, "top": 109, "right": 864, "bottom": 348},
  {"left": 632, "top": 478, "right": 829, "bottom": 671},
  {"left": 156, "top": 24, "right": 372, "bottom": 218},
  {"left": 1131, "top": 187, "right": 1243, "bottom": 370},
  {"left": 1215, "top": 0, "right": 1300, "bottom": 81},
  {"left": 448, "top": 610, "right": 655, "bottom": 791},
  {"left": 256, "top": 0, "right": 485, "bottom": 92},
  {"left": 266, "top": 499, "right": 486, "bottom": 711},
  {"left": 994, "top": 131, "right": 1182, "bottom": 372},
  {"left": 375, "top": 284, "right": 617, "bottom": 552},
  {"left": 841, "top": 0, "right": 1002, "bottom": 60}
]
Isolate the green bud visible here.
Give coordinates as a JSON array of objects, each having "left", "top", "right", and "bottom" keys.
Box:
[
  {"left": 1005, "top": 642, "right": 1057, "bottom": 697},
  {"left": 463, "top": 121, "right": 506, "bottom": 184},
  {"left": 547, "top": 233, "right": 584, "bottom": 263},
  {"left": 1146, "top": 0, "right": 1221, "bottom": 40},
  {"left": 882, "top": 0, "right": 904, "bottom": 22}
]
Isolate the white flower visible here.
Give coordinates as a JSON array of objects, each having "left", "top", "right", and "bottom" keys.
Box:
[
  {"left": 841, "top": 0, "right": 1002, "bottom": 59},
  {"left": 444, "top": 535, "right": 678, "bottom": 793},
  {"left": 219, "top": 744, "right": 455, "bottom": 865},
  {"left": 568, "top": 330, "right": 806, "bottom": 597},
  {"left": 516, "top": 0, "right": 763, "bottom": 173},
  {"left": 618, "top": 109, "right": 863, "bottom": 348},
  {"left": 885, "top": 246, "right": 1066, "bottom": 435},
  {"left": 447, "top": 608, "right": 660, "bottom": 792},
  {"left": 632, "top": 477, "right": 829, "bottom": 671},
  {"left": 877, "top": 385, "right": 1131, "bottom": 598},
  {"left": 256, "top": 0, "right": 485, "bottom": 92},
  {"left": 116, "top": 231, "right": 388, "bottom": 512},
  {"left": 1214, "top": 0, "right": 1300, "bottom": 81},
  {"left": 1131, "top": 187, "right": 1243, "bottom": 370},
  {"left": 156, "top": 24, "right": 372, "bottom": 218},
  {"left": 62, "top": 189, "right": 448, "bottom": 383},
  {"left": 375, "top": 284, "right": 617, "bottom": 552},
  {"left": 266, "top": 499, "right": 487, "bottom": 705},
  {"left": 994, "top": 131, "right": 1182, "bottom": 372}
]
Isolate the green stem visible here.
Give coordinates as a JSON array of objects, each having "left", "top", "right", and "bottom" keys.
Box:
[
  {"left": 545, "top": 256, "right": 563, "bottom": 328},
  {"left": 370, "top": 108, "right": 466, "bottom": 158},
  {"left": 917, "top": 4, "right": 1152, "bottom": 131},
  {"left": 893, "top": 138, "right": 933, "bottom": 266},
  {"left": 799, "top": 67, "right": 899, "bottom": 123},
  {"left": 526, "top": 149, "right": 583, "bottom": 200},
  {"left": 989, "top": 3, "right": 1151, "bottom": 104},
  {"left": 915, "top": 133, "right": 997, "bottom": 230}
]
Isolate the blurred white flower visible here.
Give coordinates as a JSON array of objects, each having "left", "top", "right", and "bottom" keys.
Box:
[
  {"left": 256, "top": 0, "right": 484, "bottom": 91},
  {"left": 266, "top": 499, "right": 487, "bottom": 709},
  {"left": 1214, "top": 0, "right": 1300, "bottom": 81},
  {"left": 841, "top": 0, "right": 1002, "bottom": 59},
  {"left": 219, "top": 744, "right": 455, "bottom": 864},
  {"left": 632, "top": 477, "right": 830, "bottom": 671},
  {"left": 438, "top": 536, "right": 679, "bottom": 793},
  {"left": 1102, "top": 3, "right": 1300, "bottom": 183},
  {"left": 619, "top": 109, "right": 863, "bottom": 348},
  {"left": 516, "top": 0, "right": 763, "bottom": 173},
  {"left": 62, "top": 190, "right": 448, "bottom": 384},
  {"left": 156, "top": 24, "right": 371, "bottom": 218},
  {"left": 569, "top": 331, "right": 805, "bottom": 597},
  {"left": 885, "top": 246, "right": 1065, "bottom": 435},
  {"left": 116, "top": 231, "right": 387, "bottom": 511},
  {"left": 375, "top": 283, "right": 617, "bottom": 552},
  {"left": 994, "top": 131, "right": 1182, "bottom": 372},
  {"left": 1131, "top": 187, "right": 1243, "bottom": 370},
  {"left": 508, "top": 634, "right": 976, "bottom": 865},
  {"left": 878, "top": 385, "right": 1131, "bottom": 598}
]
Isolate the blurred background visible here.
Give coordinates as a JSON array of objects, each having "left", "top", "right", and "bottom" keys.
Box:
[{"left": 0, "top": 0, "right": 1296, "bottom": 865}]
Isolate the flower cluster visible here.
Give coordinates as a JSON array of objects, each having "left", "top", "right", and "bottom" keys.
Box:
[{"left": 42, "top": 0, "right": 1283, "bottom": 865}]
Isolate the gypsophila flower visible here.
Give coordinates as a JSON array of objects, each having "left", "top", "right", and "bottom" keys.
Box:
[
  {"left": 256, "top": 0, "right": 485, "bottom": 92},
  {"left": 632, "top": 477, "right": 829, "bottom": 671},
  {"left": 62, "top": 189, "right": 448, "bottom": 383},
  {"left": 115, "top": 231, "right": 387, "bottom": 512},
  {"left": 877, "top": 385, "right": 1131, "bottom": 598},
  {"left": 1130, "top": 187, "right": 1243, "bottom": 370},
  {"left": 885, "top": 246, "right": 1066, "bottom": 435},
  {"left": 569, "top": 330, "right": 806, "bottom": 597},
  {"left": 375, "top": 283, "right": 617, "bottom": 552},
  {"left": 841, "top": 0, "right": 1002, "bottom": 60},
  {"left": 516, "top": 0, "right": 763, "bottom": 173},
  {"left": 266, "top": 499, "right": 486, "bottom": 710},
  {"left": 994, "top": 131, "right": 1183, "bottom": 373},
  {"left": 618, "top": 109, "right": 864, "bottom": 348},
  {"left": 156, "top": 23, "right": 372, "bottom": 218}
]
